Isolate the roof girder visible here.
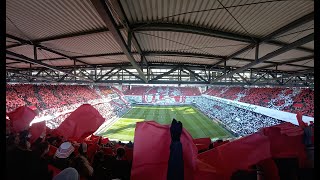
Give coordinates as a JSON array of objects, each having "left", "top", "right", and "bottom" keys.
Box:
[
  {"left": 211, "top": 33, "right": 314, "bottom": 83},
  {"left": 90, "top": 0, "right": 148, "bottom": 83}
]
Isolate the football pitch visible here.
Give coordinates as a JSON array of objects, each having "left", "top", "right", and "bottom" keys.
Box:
[{"left": 98, "top": 105, "right": 233, "bottom": 141}]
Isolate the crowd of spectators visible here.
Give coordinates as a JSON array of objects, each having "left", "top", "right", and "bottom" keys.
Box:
[
  {"left": 6, "top": 128, "right": 134, "bottom": 180},
  {"left": 283, "top": 88, "right": 314, "bottom": 117},
  {"left": 37, "top": 85, "right": 62, "bottom": 110},
  {"left": 6, "top": 84, "right": 26, "bottom": 112},
  {"left": 6, "top": 84, "right": 312, "bottom": 137},
  {"left": 124, "top": 86, "right": 201, "bottom": 96},
  {"left": 46, "top": 99, "right": 130, "bottom": 129},
  {"left": 6, "top": 115, "right": 312, "bottom": 180},
  {"left": 6, "top": 84, "right": 314, "bottom": 179},
  {"left": 9, "top": 84, "right": 312, "bottom": 116},
  {"left": 204, "top": 87, "right": 314, "bottom": 117},
  {"left": 6, "top": 84, "right": 131, "bottom": 131},
  {"left": 194, "top": 97, "right": 283, "bottom": 136},
  {"left": 124, "top": 95, "right": 143, "bottom": 104}
]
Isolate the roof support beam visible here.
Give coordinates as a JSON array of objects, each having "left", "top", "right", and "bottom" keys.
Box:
[
  {"left": 183, "top": 67, "right": 209, "bottom": 83},
  {"left": 211, "top": 33, "right": 314, "bottom": 83},
  {"left": 252, "top": 73, "right": 267, "bottom": 84},
  {"left": 105, "top": 69, "right": 122, "bottom": 80},
  {"left": 144, "top": 51, "right": 224, "bottom": 61},
  {"left": 57, "top": 69, "right": 74, "bottom": 82},
  {"left": 9, "top": 50, "right": 310, "bottom": 69},
  {"left": 7, "top": 70, "right": 56, "bottom": 82},
  {"left": 109, "top": 0, "right": 149, "bottom": 67},
  {"left": 121, "top": 68, "right": 144, "bottom": 81},
  {"left": 37, "top": 45, "right": 92, "bottom": 66},
  {"left": 6, "top": 34, "right": 93, "bottom": 67},
  {"left": 296, "top": 76, "right": 309, "bottom": 86},
  {"left": 95, "top": 67, "right": 117, "bottom": 82},
  {"left": 236, "top": 73, "right": 251, "bottom": 85},
  {"left": 6, "top": 61, "right": 311, "bottom": 77},
  {"left": 90, "top": 0, "right": 147, "bottom": 83},
  {"left": 132, "top": 23, "right": 255, "bottom": 43},
  {"left": 266, "top": 72, "right": 283, "bottom": 85},
  {"left": 78, "top": 69, "right": 94, "bottom": 81},
  {"left": 212, "top": 12, "right": 314, "bottom": 66},
  {"left": 258, "top": 55, "right": 314, "bottom": 69},
  {"left": 181, "top": 69, "right": 198, "bottom": 81},
  {"left": 149, "top": 66, "right": 180, "bottom": 81},
  {"left": 6, "top": 50, "right": 93, "bottom": 82},
  {"left": 255, "top": 43, "right": 259, "bottom": 61},
  {"left": 284, "top": 76, "right": 295, "bottom": 85},
  {"left": 232, "top": 76, "right": 242, "bottom": 83},
  {"left": 6, "top": 28, "right": 107, "bottom": 49},
  {"left": 257, "top": 69, "right": 314, "bottom": 84}
]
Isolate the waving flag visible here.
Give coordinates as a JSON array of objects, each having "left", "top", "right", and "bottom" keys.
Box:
[
  {"left": 193, "top": 137, "right": 211, "bottom": 149},
  {"left": 131, "top": 121, "right": 223, "bottom": 180},
  {"left": 55, "top": 104, "right": 105, "bottom": 140},
  {"left": 131, "top": 121, "right": 199, "bottom": 180},
  {"left": 261, "top": 123, "right": 307, "bottom": 167},
  {"left": 29, "top": 121, "right": 46, "bottom": 143},
  {"left": 7, "top": 106, "right": 37, "bottom": 133},
  {"left": 198, "top": 133, "right": 271, "bottom": 179}
]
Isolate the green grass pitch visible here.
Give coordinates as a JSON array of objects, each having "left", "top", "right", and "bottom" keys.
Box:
[{"left": 98, "top": 105, "right": 233, "bottom": 141}]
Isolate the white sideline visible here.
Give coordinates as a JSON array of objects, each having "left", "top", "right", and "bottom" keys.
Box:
[{"left": 94, "top": 108, "right": 133, "bottom": 136}]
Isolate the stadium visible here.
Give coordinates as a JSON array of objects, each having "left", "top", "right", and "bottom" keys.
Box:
[{"left": 6, "top": 0, "right": 314, "bottom": 180}]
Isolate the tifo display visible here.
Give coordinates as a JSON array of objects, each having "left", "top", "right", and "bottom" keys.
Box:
[{"left": 6, "top": 84, "right": 314, "bottom": 180}]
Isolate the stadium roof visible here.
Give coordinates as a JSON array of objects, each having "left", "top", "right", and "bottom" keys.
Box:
[{"left": 6, "top": 0, "right": 314, "bottom": 87}]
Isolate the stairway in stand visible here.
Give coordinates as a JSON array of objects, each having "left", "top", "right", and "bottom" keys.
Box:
[{"left": 33, "top": 85, "right": 47, "bottom": 110}]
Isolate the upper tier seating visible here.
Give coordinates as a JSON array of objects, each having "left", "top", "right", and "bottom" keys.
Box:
[{"left": 204, "top": 87, "right": 314, "bottom": 117}]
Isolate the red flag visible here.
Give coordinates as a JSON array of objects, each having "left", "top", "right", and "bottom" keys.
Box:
[
  {"left": 131, "top": 121, "right": 198, "bottom": 180},
  {"left": 193, "top": 137, "right": 211, "bottom": 148},
  {"left": 196, "top": 144, "right": 209, "bottom": 152},
  {"left": 102, "top": 147, "right": 114, "bottom": 156},
  {"left": 7, "top": 106, "right": 36, "bottom": 133},
  {"left": 296, "top": 112, "right": 307, "bottom": 128},
  {"left": 101, "top": 137, "right": 109, "bottom": 144},
  {"left": 55, "top": 104, "right": 105, "bottom": 140},
  {"left": 47, "top": 145, "right": 58, "bottom": 157},
  {"left": 87, "top": 144, "right": 100, "bottom": 162},
  {"left": 29, "top": 121, "right": 46, "bottom": 144},
  {"left": 46, "top": 126, "right": 53, "bottom": 134},
  {"left": 257, "top": 158, "right": 280, "bottom": 180},
  {"left": 261, "top": 123, "right": 307, "bottom": 167},
  {"left": 125, "top": 147, "right": 134, "bottom": 161},
  {"left": 198, "top": 133, "right": 271, "bottom": 179},
  {"left": 90, "top": 134, "right": 101, "bottom": 143}
]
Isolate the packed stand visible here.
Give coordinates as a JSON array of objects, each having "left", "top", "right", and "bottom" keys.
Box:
[
  {"left": 124, "top": 86, "right": 201, "bottom": 96},
  {"left": 123, "top": 86, "right": 149, "bottom": 95},
  {"left": 7, "top": 84, "right": 131, "bottom": 128},
  {"left": 55, "top": 85, "right": 101, "bottom": 105},
  {"left": 204, "top": 87, "right": 314, "bottom": 117},
  {"left": 6, "top": 84, "right": 27, "bottom": 112},
  {"left": 124, "top": 96, "right": 143, "bottom": 104},
  {"left": 36, "top": 85, "right": 63, "bottom": 110},
  {"left": 194, "top": 97, "right": 283, "bottom": 136},
  {"left": 6, "top": 84, "right": 41, "bottom": 112},
  {"left": 283, "top": 88, "right": 314, "bottom": 117}
]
